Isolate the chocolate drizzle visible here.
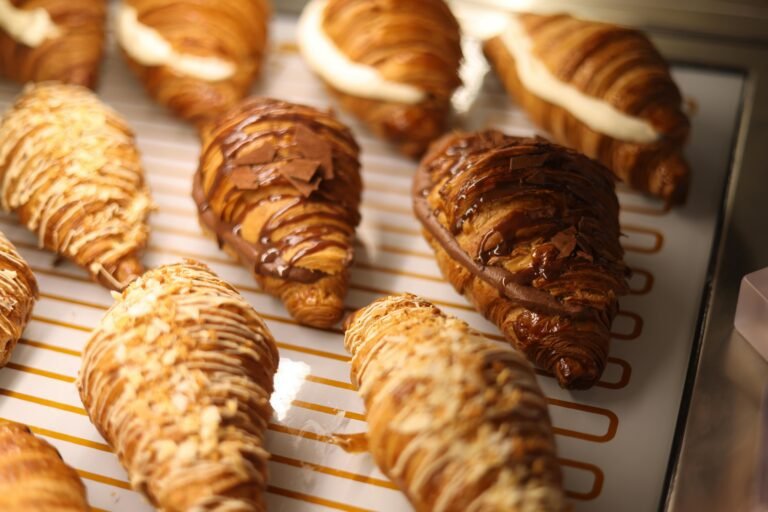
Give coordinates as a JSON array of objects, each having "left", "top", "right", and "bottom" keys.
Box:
[
  {"left": 413, "top": 131, "right": 628, "bottom": 319},
  {"left": 193, "top": 97, "right": 361, "bottom": 283}
]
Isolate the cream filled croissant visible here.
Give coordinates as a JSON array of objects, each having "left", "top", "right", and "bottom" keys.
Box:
[
  {"left": 0, "top": 232, "right": 37, "bottom": 369},
  {"left": 194, "top": 97, "right": 362, "bottom": 328},
  {"left": 414, "top": 131, "right": 629, "bottom": 389},
  {"left": 484, "top": 13, "right": 690, "bottom": 203},
  {"left": 298, "top": 0, "right": 462, "bottom": 157},
  {"left": 0, "top": 0, "right": 106, "bottom": 88},
  {"left": 0, "top": 83, "right": 152, "bottom": 290},
  {"left": 78, "top": 261, "right": 279, "bottom": 511},
  {"left": 117, "top": 0, "right": 270, "bottom": 124},
  {"left": 0, "top": 420, "right": 89, "bottom": 511},
  {"left": 344, "top": 294, "right": 567, "bottom": 511}
]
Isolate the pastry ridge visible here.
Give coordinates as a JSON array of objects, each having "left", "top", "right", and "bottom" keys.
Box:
[
  {"left": 78, "top": 260, "right": 279, "bottom": 511},
  {"left": 414, "top": 130, "right": 629, "bottom": 389},
  {"left": 0, "top": 420, "right": 89, "bottom": 511},
  {"left": 484, "top": 12, "right": 690, "bottom": 203},
  {"left": 194, "top": 96, "right": 362, "bottom": 328},
  {"left": 0, "top": 82, "right": 152, "bottom": 290},
  {"left": 0, "top": 0, "right": 106, "bottom": 88},
  {"left": 345, "top": 293, "right": 567, "bottom": 512},
  {"left": 315, "top": 0, "right": 462, "bottom": 157}
]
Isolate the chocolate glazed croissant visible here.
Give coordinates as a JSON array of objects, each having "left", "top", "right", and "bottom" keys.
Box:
[
  {"left": 0, "top": 0, "right": 106, "bottom": 88},
  {"left": 484, "top": 13, "right": 690, "bottom": 203},
  {"left": 0, "top": 420, "right": 89, "bottom": 511},
  {"left": 78, "top": 261, "right": 279, "bottom": 511},
  {"left": 344, "top": 294, "right": 567, "bottom": 511},
  {"left": 194, "top": 97, "right": 362, "bottom": 328},
  {"left": 0, "top": 231, "right": 37, "bottom": 368},
  {"left": 117, "top": 0, "right": 270, "bottom": 124},
  {"left": 0, "top": 83, "right": 152, "bottom": 290},
  {"left": 299, "top": 0, "right": 462, "bottom": 157},
  {"left": 414, "top": 131, "right": 629, "bottom": 389}
]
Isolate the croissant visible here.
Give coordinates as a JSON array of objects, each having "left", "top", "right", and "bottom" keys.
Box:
[
  {"left": 0, "top": 83, "right": 152, "bottom": 290},
  {"left": 298, "top": 0, "right": 462, "bottom": 157},
  {"left": 117, "top": 0, "right": 270, "bottom": 124},
  {"left": 0, "top": 231, "right": 37, "bottom": 368},
  {"left": 0, "top": 420, "right": 89, "bottom": 511},
  {"left": 414, "top": 131, "right": 629, "bottom": 389},
  {"left": 344, "top": 293, "right": 566, "bottom": 511},
  {"left": 0, "top": 0, "right": 106, "bottom": 88},
  {"left": 78, "top": 261, "right": 279, "bottom": 511},
  {"left": 194, "top": 97, "right": 362, "bottom": 328},
  {"left": 484, "top": 13, "right": 690, "bottom": 203}
]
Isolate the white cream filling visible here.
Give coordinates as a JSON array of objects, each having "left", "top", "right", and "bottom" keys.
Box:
[
  {"left": 297, "top": 0, "right": 426, "bottom": 104},
  {"left": 0, "top": 0, "right": 60, "bottom": 47},
  {"left": 116, "top": 4, "right": 235, "bottom": 82},
  {"left": 501, "top": 15, "right": 659, "bottom": 144}
]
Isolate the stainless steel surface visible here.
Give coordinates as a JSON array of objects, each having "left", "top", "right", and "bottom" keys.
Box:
[{"left": 274, "top": 1, "right": 768, "bottom": 510}]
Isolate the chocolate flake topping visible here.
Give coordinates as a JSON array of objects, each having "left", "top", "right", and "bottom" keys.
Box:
[{"left": 550, "top": 227, "right": 578, "bottom": 259}]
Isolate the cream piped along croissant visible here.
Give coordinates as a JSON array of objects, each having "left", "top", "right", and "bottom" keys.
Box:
[
  {"left": 298, "top": 0, "right": 462, "bottom": 157},
  {"left": 117, "top": 0, "right": 271, "bottom": 124},
  {"left": 414, "top": 131, "right": 629, "bottom": 389},
  {"left": 484, "top": 12, "right": 690, "bottom": 203},
  {"left": 78, "top": 261, "right": 279, "bottom": 511},
  {"left": 0, "top": 420, "right": 89, "bottom": 511},
  {"left": 194, "top": 97, "right": 362, "bottom": 328},
  {"left": 0, "top": 83, "right": 152, "bottom": 290},
  {"left": 344, "top": 294, "right": 567, "bottom": 511},
  {"left": 0, "top": 231, "right": 37, "bottom": 368},
  {"left": 0, "top": 0, "right": 106, "bottom": 88}
]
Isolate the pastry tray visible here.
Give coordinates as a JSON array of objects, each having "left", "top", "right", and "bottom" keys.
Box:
[{"left": 0, "top": 12, "right": 745, "bottom": 512}]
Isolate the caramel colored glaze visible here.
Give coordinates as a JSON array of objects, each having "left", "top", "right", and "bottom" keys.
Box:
[
  {"left": 0, "top": 0, "right": 106, "bottom": 88},
  {"left": 122, "top": 0, "right": 270, "bottom": 124},
  {"left": 0, "top": 420, "right": 89, "bottom": 511},
  {"left": 484, "top": 13, "right": 690, "bottom": 204},
  {"left": 344, "top": 294, "right": 567, "bottom": 511},
  {"left": 78, "top": 261, "right": 278, "bottom": 511},
  {"left": 414, "top": 131, "right": 629, "bottom": 389},
  {"left": 195, "top": 97, "right": 362, "bottom": 328},
  {"left": 0, "top": 83, "right": 152, "bottom": 290},
  {"left": 0, "top": 231, "right": 38, "bottom": 368},
  {"left": 320, "top": 0, "right": 462, "bottom": 158}
]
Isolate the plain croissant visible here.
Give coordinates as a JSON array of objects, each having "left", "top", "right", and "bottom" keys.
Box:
[
  {"left": 414, "top": 131, "right": 629, "bottom": 389},
  {"left": 0, "top": 420, "right": 89, "bottom": 511},
  {"left": 194, "top": 96, "right": 362, "bottom": 328},
  {"left": 0, "top": 0, "right": 106, "bottom": 88},
  {"left": 0, "top": 231, "right": 37, "bottom": 368},
  {"left": 0, "top": 82, "right": 152, "bottom": 290},
  {"left": 117, "top": 0, "right": 271, "bottom": 124},
  {"left": 484, "top": 12, "right": 690, "bottom": 203},
  {"left": 299, "top": 0, "right": 462, "bottom": 157},
  {"left": 344, "top": 294, "right": 567, "bottom": 512},
  {"left": 78, "top": 261, "right": 279, "bottom": 511}
]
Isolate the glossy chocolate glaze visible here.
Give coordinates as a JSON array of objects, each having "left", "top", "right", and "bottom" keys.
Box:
[{"left": 193, "top": 97, "right": 361, "bottom": 283}]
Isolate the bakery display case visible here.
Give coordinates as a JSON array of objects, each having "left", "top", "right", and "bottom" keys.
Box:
[{"left": 0, "top": 0, "right": 765, "bottom": 510}]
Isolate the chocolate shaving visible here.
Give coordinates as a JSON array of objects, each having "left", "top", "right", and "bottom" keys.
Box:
[
  {"left": 233, "top": 143, "right": 276, "bottom": 166},
  {"left": 550, "top": 227, "right": 578, "bottom": 259},
  {"left": 294, "top": 124, "right": 334, "bottom": 179},
  {"left": 230, "top": 166, "right": 265, "bottom": 190},
  {"left": 278, "top": 159, "right": 323, "bottom": 197}
]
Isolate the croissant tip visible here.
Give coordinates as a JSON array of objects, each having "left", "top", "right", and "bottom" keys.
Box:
[
  {"left": 113, "top": 258, "right": 144, "bottom": 289},
  {"left": 553, "top": 356, "right": 599, "bottom": 389},
  {"left": 655, "top": 153, "right": 690, "bottom": 205}
]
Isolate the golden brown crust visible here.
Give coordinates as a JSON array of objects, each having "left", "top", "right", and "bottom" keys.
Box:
[
  {"left": 0, "top": 231, "right": 37, "bottom": 368},
  {"left": 0, "top": 83, "right": 152, "bottom": 290},
  {"left": 78, "top": 261, "right": 279, "bottom": 511},
  {"left": 319, "top": 0, "right": 462, "bottom": 157},
  {"left": 0, "top": 0, "right": 105, "bottom": 88},
  {"left": 0, "top": 420, "right": 89, "bottom": 511},
  {"left": 414, "top": 131, "right": 628, "bottom": 389},
  {"left": 344, "top": 294, "right": 567, "bottom": 512},
  {"left": 484, "top": 13, "right": 690, "bottom": 203},
  {"left": 194, "top": 97, "right": 362, "bottom": 328},
  {"left": 121, "top": 0, "right": 270, "bottom": 124}
]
